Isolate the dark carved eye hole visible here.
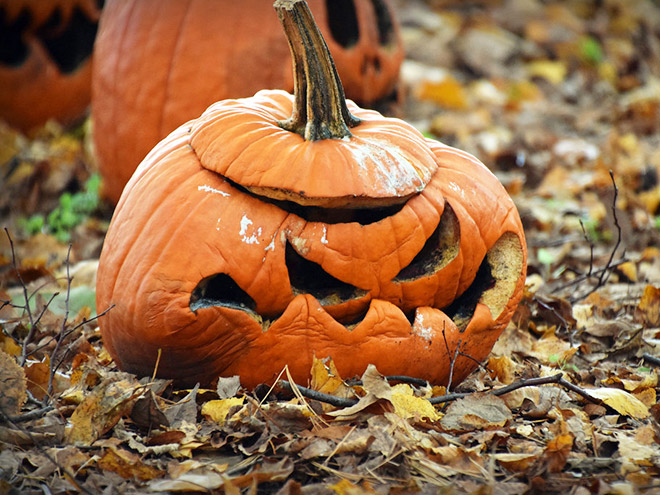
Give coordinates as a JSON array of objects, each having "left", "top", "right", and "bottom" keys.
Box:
[
  {"left": 37, "top": 7, "right": 98, "bottom": 73},
  {"left": 190, "top": 273, "right": 257, "bottom": 313},
  {"left": 0, "top": 7, "right": 30, "bottom": 66},
  {"left": 325, "top": 0, "right": 359, "bottom": 48},
  {"left": 394, "top": 204, "right": 460, "bottom": 282},
  {"left": 370, "top": 0, "right": 395, "bottom": 46},
  {"left": 286, "top": 242, "right": 367, "bottom": 307}
]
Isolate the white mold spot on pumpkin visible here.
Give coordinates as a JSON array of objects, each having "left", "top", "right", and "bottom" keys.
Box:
[
  {"left": 412, "top": 313, "right": 433, "bottom": 345},
  {"left": 321, "top": 225, "right": 328, "bottom": 245},
  {"left": 346, "top": 137, "right": 430, "bottom": 195},
  {"left": 239, "top": 215, "right": 262, "bottom": 245},
  {"left": 198, "top": 184, "right": 230, "bottom": 196}
]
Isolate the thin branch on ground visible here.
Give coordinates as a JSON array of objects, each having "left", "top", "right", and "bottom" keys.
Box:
[
  {"left": 643, "top": 354, "right": 660, "bottom": 367},
  {"left": 280, "top": 371, "right": 606, "bottom": 410},
  {"left": 279, "top": 380, "right": 357, "bottom": 408},
  {"left": 2, "top": 405, "right": 55, "bottom": 423},
  {"left": 5, "top": 228, "right": 38, "bottom": 366}
]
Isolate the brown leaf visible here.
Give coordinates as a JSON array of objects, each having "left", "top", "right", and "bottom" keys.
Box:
[
  {"left": 0, "top": 350, "right": 26, "bottom": 416},
  {"left": 542, "top": 434, "right": 573, "bottom": 473},
  {"left": 97, "top": 447, "right": 165, "bottom": 481},
  {"left": 635, "top": 285, "right": 660, "bottom": 327},
  {"left": 24, "top": 357, "right": 50, "bottom": 401},
  {"left": 65, "top": 377, "right": 142, "bottom": 446},
  {"left": 440, "top": 393, "right": 512, "bottom": 431}
]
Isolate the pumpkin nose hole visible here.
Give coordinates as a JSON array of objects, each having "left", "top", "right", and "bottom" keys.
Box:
[
  {"left": 370, "top": 0, "right": 395, "bottom": 46},
  {"left": 361, "top": 56, "right": 381, "bottom": 75},
  {"left": 394, "top": 204, "right": 460, "bottom": 282},
  {"left": 286, "top": 242, "right": 367, "bottom": 310},
  {"left": 0, "top": 7, "right": 30, "bottom": 66},
  {"left": 190, "top": 273, "right": 257, "bottom": 314},
  {"left": 444, "top": 232, "right": 525, "bottom": 331},
  {"left": 325, "top": 0, "right": 359, "bottom": 48},
  {"left": 37, "top": 6, "right": 98, "bottom": 73}
]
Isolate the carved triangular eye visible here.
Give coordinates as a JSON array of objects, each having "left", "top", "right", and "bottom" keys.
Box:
[
  {"left": 190, "top": 273, "right": 257, "bottom": 314},
  {"left": 37, "top": 6, "right": 97, "bottom": 73},
  {"left": 394, "top": 204, "right": 460, "bottom": 282},
  {"left": 285, "top": 241, "right": 367, "bottom": 308}
]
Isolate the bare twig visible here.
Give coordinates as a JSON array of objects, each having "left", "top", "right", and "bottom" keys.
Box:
[
  {"left": 643, "top": 354, "right": 660, "bottom": 367},
  {"left": 597, "top": 171, "right": 622, "bottom": 288},
  {"left": 281, "top": 371, "right": 605, "bottom": 410},
  {"left": 279, "top": 380, "right": 357, "bottom": 408},
  {"left": 5, "top": 228, "right": 38, "bottom": 366},
  {"left": 47, "top": 245, "right": 73, "bottom": 397},
  {"left": 578, "top": 218, "right": 595, "bottom": 278},
  {"left": 2, "top": 405, "right": 54, "bottom": 423},
  {"left": 554, "top": 172, "right": 626, "bottom": 302},
  {"left": 430, "top": 372, "right": 604, "bottom": 406}
]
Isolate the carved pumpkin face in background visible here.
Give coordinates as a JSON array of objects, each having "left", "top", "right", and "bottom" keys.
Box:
[
  {"left": 96, "top": 0, "right": 527, "bottom": 389},
  {"left": 92, "top": 0, "right": 404, "bottom": 204},
  {"left": 0, "top": 0, "right": 102, "bottom": 133}
]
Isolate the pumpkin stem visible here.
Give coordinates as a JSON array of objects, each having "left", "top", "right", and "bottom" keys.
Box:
[{"left": 275, "top": 0, "right": 360, "bottom": 141}]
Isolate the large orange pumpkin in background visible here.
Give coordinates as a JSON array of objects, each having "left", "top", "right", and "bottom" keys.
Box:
[
  {"left": 92, "top": 0, "right": 404, "bottom": 204},
  {"left": 96, "top": 0, "right": 527, "bottom": 389},
  {"left": 0, "top": 0, "right": 102, "bottom": 133}
]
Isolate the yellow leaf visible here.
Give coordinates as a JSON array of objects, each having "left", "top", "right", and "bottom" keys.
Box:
[
  {"left": 587, "top": 388, "right": 650, "bottom": 419},
  {"left": 418, "top": 76, "right": 467, "bottom": 109},
  {"left": 201, "top": 397, "right": 244, "bottom": 425},
  {"left": 526, "top": 60, "right": 567, "bottom": 84},
  {"left": 390, "top": 384, "right": 440, "bottom": 421}
]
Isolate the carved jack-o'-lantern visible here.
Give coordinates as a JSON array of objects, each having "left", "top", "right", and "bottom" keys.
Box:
[
  {"left": 96, "top": 0, "right": 527, "bottom": 389},
  {"left": 92, "top": 0, "right": 404, "bottom": 204},
  {"left": 0, "top": 0, "right": 101, "bottom": 133}
]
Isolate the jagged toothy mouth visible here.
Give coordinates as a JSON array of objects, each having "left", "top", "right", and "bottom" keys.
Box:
[{"left": 189, "top": 200, "right": 524, "bottom": 332}]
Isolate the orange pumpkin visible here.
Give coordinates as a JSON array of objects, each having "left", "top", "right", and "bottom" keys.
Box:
[
  {"left": 96, "top": 0, "right": 526, "bottom": 389},
  {"left": 0, "top": 0, "right": 101, "bottom": 133},
  {"left": 91, "top": 0, "right": 404, "bottom": 204}
]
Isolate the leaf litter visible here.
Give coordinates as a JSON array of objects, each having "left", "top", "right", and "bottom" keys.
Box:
[{"left": 2, "top": 0, "right": 660, "bottom": 493}]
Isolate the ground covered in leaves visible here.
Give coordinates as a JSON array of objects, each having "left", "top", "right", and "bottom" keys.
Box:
[{"left": 2, "top": 0, "right": 660, "bottom": 494}]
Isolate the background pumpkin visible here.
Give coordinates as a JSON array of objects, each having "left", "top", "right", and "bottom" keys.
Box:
[
  {"left": 96, "top": 0, "right": 526, "bottom": 389},
  {"left": 91, "top": 0, "right": 404, "bottom": 204},
  {"left": 0, "top": 0, "right": 102, "bottom": 133}
]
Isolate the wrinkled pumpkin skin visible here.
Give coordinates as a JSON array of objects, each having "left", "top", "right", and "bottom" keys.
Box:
[
  {"left": 0, "top": 0, "right": 101, "bottom": 133},
  {"left": 92, "top": 0, "right": 404, "bottom": 203},
  {"left": 96, "top": 90, "right": 527, "bottom": 388}
]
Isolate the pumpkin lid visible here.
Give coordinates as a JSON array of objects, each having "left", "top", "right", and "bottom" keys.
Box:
[{"left": 188, "top": 0, "right": 437, "bottom": 208}]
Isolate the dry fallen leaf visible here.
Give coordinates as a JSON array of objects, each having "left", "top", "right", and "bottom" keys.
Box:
[
  {"left": 0, "top": 350, "right": 26, "bottom": 416},
  {"left": 587, "top": 388, "right": 650, "bottom": 419},
  {"left": 201, "top": 397, "right": 245, "bottom": 425},
  {"left": 635, "top": 285, "right": 660, "bottom": 327},
  {"left": 65, "top": 377, "right": 142, "bottom": 445},
  {"left": 97, "top": 447, "right": 165, "bottom": 481},
  {"left": 440, "top": 393, "right": 512, "bottom": 431}
]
